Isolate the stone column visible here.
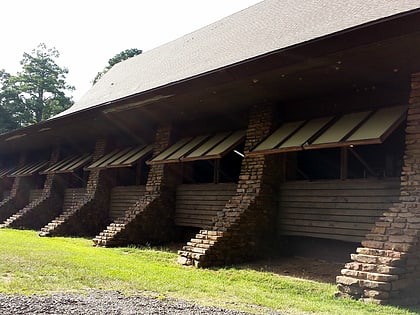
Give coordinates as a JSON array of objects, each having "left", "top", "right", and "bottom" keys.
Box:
[
  {"left": 0, "top": 155, "right": 30, "bottom": 222},
  {"left": 93, "top": 125, "right": 178, "bottom": 246},
  {"left": 40, "top": 138, "right": 112, "bottom": 236},
  {"left": 336, "top": 73, "right": 420, "bottom": 305},
  {"left": 178, "top": 103, "right": 282, "bottom": 267}
]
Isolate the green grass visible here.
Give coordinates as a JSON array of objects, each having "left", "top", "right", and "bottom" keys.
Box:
[{"left": 0, "top": 229, "right": 418, "bottom": 315}]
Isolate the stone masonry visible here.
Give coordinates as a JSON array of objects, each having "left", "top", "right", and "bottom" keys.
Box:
[
  {"left": 178, "top": 104, "right": 281, "bottom": 267},
  {"left": 93, "top": 125, "right": 177, "bottom": 247},
  {"left": 39, "top": 138, "right": 111, "bottom": 237},
  {"left": 0, "top": 155, "right": 30, "bottom": 223},
  {"left": 336, "top": 73, "right": 420, "bottom": 305},
  {"left": 0, "top": 147, "right": 65, "bottom": 230}
]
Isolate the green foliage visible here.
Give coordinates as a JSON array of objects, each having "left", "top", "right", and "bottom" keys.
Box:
[
  {"left": 0, "top": 70, "right": 19, "bottom": 133},
  {"left": 0, "top": 229, "right": 418, "bottom": 315},
  {"left": 0, "top": 43, "right": 74, "bottom": 126},
  {"left": 93, "top": 48, "right": 142, "bottom": 85}
]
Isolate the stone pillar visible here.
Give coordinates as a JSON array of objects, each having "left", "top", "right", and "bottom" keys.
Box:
[
  {"left": 0, "top": 155, "right": 30, "bottom": 222},
  {"left": 40, "top": 138, "right": 112, "bottom": 236},
  {"left": 2, "top": 146, "right": 64, "bottom": 229},
  {"left": 93, "top": 125, "right": 178, "bottom": 247},
  {"left": 178, "top": 103, "right": 281, "bottom": 267},
  {"left": 336, "top": 73, "right": 420, "bottom": 305}
]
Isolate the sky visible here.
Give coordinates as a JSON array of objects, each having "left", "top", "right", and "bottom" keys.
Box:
[{"left": 1, "top": 0, "right": 262, "bottom": 101}]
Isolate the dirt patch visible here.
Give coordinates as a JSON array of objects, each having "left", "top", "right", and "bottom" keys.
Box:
[
  {"left": 240, "top": 256, "right": 343, "bottom": 283},
  {"left": 240, "top": 236, "right": 357, "bottom": 283},
  {"left": 166, "top": 237, "right": 356, "bottom": 284}
]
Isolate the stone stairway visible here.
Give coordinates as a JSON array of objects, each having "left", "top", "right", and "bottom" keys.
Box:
[
  {"left": 177, "top": 230, "right": 225, "bottom": 267},
  {"left": 92, "top": 195, "right": 155, "bottom": 247},
  {"left": 39, "top": 188, "right": 87, "bottom": 236},
  {"left": 177, "top": 104, "right": 278, "bottom": 268},
  {"left": 0, "top": 197, "right": 47, "bottom": 228}
]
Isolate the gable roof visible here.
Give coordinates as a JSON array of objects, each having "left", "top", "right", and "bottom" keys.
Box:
[{"left": 56, "top": 0, "right": 420, "bottom": 118}]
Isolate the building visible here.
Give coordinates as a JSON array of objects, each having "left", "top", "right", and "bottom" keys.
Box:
[{"left": 1, "top": 0, "right": 420, "bottom": 305}]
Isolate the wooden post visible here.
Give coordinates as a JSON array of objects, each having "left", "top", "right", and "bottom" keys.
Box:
[
  {"left": 213, "top": 159, "right": 220, "bottom": 184},
  {"left": 340, "top": 147, "right": 348, "bottom": 180}
]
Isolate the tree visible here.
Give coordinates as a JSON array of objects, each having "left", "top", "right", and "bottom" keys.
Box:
[
  {"left": 0, "top": 43, "right": 74, "bottom": 126},
  {"left": 0, "top": 70, "right": 19, "bottom": 133},
  {"left": 93, "top": 48, "right": 142, "bottom": 85}
]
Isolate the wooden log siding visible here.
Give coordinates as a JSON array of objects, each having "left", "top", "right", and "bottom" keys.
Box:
[
  {"left": 278, "top": 179, "right": 400, "bottom": 243},
  {"left": 109, "top": 186, "right": 146, "bottom": 221},
  {"left": 63, "top": 188, "right": 86, "bottom": 211},
  {"left": 175, "top": 183, "right": 236, "bottom": 228},
  {"left": 2, "top": 190, "right": 10, "bottom": 199},
  {"left": 29, "top": 189, "right": 43, "bottom": 202}
]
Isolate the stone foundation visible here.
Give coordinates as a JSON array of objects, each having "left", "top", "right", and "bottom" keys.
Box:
[
  {"left": 336, "top": 73, "right": 420, "bottom": 305},
  {"left": 93, "top": 125, "right": 177, "bottom": 247},
  {"left": 178, "top": 104, "right": 281, "bottom": 267}
]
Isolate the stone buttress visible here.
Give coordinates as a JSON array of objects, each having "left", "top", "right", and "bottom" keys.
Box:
[
  {"left": 178, "top": 104, "right": 280, "bottom": 267},
  {"left": 0, "top": 155, "right": 30, "bottom": 223},
  {"left": 92, "top": 125, "right": 177, "bottom": 247},
  {"left": 39, "top": 138, "right": 111, "bottom": 236},
  {"left": 336, "top": 73, "right": 420, "bottom": 305},
  {"left": 1, "top": 147, "right": 65, "bottom": 229}
]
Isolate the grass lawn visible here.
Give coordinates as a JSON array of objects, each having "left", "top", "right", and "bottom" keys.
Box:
[{"left": 0, "top": 229, "right": 418, "bottom": 315}]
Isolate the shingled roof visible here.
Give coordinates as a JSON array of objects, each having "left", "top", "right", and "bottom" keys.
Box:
[{"left": 58, "top": 0, "right": 420, "bottom": 117}]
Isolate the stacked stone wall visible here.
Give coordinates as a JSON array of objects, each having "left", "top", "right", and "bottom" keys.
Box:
[
  {"left": 40, "top": 138, "right": 112, "bottom": 237},
  {"left": 93, "top": 125, "right": 177, "bottom": 247},
  {"left": 336, "top": 73, "right": 420, "bottom": 305},
  {"left": 178, "top": 104, "right": 281, "bottom": 267},
  {"left": 0, "top": 156, "right": 30, "bottom": 222},
  {"left": 1, "top": 147, "right": 65, "bottom": 229}
]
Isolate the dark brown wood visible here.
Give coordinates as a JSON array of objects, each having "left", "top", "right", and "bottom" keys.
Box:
[
  {"left": 62, "top": 188, "right": 86, "bottom": 210},
  {"left": 29, "top": 189, "right": 43, "bottom": 202},
  {"left": 109, "top": 186, "right": 146, "bottom": 220},
  {"left": 278, "top": 179, "right": 400, "bottom": 242},
  {"left": 175, "top": 183, "right": 236, "bottom": 228},
  {"left": 340, "top": 147, "right": 348, "bottom": 180}
]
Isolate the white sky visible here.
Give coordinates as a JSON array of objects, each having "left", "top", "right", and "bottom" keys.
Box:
[{"left": 1, "top": 0, "right": 262, "bottom": 101}]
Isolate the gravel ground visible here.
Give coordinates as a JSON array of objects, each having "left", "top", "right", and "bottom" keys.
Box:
[{"left": 0, "top": 291, "right": 281, "bottom": 315}]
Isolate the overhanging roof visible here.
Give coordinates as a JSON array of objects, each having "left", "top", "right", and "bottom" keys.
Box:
[
  {"left": 56, "top": 0, "right": 420, "bottom": 118},
  {"left": 1, "top": 1, "right": 420, "bottom": 156},
  {"left": 249, "top": 105, "right": 407, "bottom": 155}
]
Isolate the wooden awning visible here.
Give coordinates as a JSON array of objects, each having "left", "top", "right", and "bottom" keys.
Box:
[
  {"left": 40, "top": 154, "right": 92, "bottom": 175},
  {"left": 249, "top": 105, "right": 407, "bottom": 156},
  {"left": 8, "top": 160, "right": 49, "bottom": 177},
  {"left": 148, "top": 130, "right": 246, "bottom": 165},
  {"left": 85, "top": 144, "right": 153, "bottom": 170},
  {"left": 0, "top": 166, "right": 15, "bottom": 178}
]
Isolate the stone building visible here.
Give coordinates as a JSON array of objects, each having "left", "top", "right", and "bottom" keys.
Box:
[{"left": 1, "top": 0, "right": 420, "bottom": 305}]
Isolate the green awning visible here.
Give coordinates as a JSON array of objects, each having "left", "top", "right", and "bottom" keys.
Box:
[
  {"left": 148, "top": 130, "right": 246, "bottom": 165},
  {"left": 0, "top": 166, "right": 15, "bottom": 178},
  {"left": 345, "top": 106, "right": 407, "bottom": 145},
  {"left": 40, "top": 154, "right": 92, "bottom": 174},
  {"left": 310, "top": 111, "right": 371, "bottom": 149},
  {"left": 249, "top": 105, "right": 407, "bottom": 156},
  {"left": 8, "top": 160, "right": 49, "bottom": 177},
  {"left": 85, "top": 145, "right": 153, "bottom": 170}
]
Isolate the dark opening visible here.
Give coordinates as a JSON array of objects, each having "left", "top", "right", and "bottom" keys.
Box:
[
  {"left": 286, "top": 123, "right": 405, "bottom": 181},
  {"left": 114, "top": 152, "right": 151, "bottom": 186}
]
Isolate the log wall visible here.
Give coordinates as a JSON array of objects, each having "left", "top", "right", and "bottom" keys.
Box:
[
  {"left": 278, "top": 179, "right": 400, "bottom": 243},
  {"left": 109, "top": 185, "right": 146, "bottom": 221},
  {"left": 175, "top": 183, "right": 236, "bottom": 228}
]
